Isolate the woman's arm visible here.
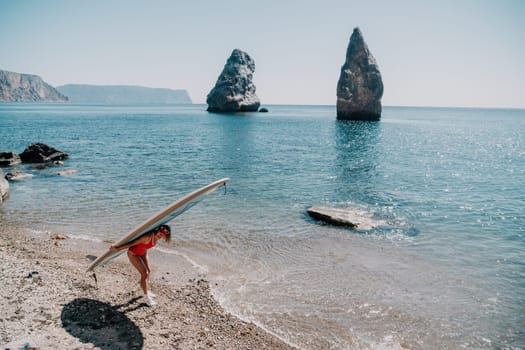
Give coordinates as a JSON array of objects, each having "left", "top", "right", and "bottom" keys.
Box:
[
  {"left": 109, "top": 242, "right": 129, "bottom": 252},
  {"left": 109, "top": 233, "right": 151, "bottom": 252}
]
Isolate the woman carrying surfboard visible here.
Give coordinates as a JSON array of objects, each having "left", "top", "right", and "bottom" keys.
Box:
[{"left": 109, "top": 224, "right": 171, "bottom": 306}]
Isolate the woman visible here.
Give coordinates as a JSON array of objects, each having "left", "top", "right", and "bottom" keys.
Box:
[{"left": 109, "top": 224, "right": 171, "bottom": 306}]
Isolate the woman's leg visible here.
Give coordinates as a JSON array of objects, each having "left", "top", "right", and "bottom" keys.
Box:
[
  {"left": 127, "top": 251, "right": 149, "bottom": 295},
  {"left": 141, "top": 252, "right": 152, "bottom": 294}
]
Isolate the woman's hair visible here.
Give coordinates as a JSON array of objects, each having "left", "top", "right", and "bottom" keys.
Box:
[
  {"left": 142, "top": 224, "right": 172, "bottom": 245},
  {"left": 157, "top": 224, "right": 172, "bottom": 244}
]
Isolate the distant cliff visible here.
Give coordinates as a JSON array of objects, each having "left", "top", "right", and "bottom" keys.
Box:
[
  {"left": 0, "top": 69, "right": 68, "bottom": 102},
  {"left": 56, "top": 84, "right": 192, "bottom": 104}
]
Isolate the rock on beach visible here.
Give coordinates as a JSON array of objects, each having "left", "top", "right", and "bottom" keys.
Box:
[{"left": 0, "top": 169, "right": 9, "bottom": 202}]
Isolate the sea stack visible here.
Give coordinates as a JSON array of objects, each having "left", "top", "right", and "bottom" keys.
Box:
[
  {"left": 336, "top": 27, "right": 383, "bottom": 121},
  {"left": 207, "top": 49, "right": 260, "bottom": 113}
]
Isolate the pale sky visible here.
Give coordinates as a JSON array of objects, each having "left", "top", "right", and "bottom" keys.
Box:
[{"left": 1, "top": 0, "right": 524, "bottom": 108}]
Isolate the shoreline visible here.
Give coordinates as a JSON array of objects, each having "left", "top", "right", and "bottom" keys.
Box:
[{"left": 0, "top": 221, "right": 297, "bottom": 350}]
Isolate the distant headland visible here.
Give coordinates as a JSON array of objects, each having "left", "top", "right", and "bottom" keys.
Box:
[
  {"left": 0, "top": 69, "right": 68, "bottom": 103},
  {"left": 0, "top": 69, "right": 192, "bottom": 104},
  {"left": 56, "top": 84, "right": 192, "bottom": 104}
]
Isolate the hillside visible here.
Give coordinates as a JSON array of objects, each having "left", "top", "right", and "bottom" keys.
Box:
[
  {"left": 0, "top": 69, "right": 68, "bottom": 102},
  {"left": 56, "top": 84, "right": 192, "bottom": 104}
]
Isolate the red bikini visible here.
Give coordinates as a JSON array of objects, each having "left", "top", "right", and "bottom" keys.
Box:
[{"left": 128, "top": 236, "right": 155, "bottom": 256}]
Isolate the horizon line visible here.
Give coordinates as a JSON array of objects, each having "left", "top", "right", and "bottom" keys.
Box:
[{"left": 1, "top": 102, "right": 524, "bottom": 111}]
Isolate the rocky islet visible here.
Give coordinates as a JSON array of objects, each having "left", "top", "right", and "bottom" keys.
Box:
[
  {"left": 336, "top": 27, "right": 384, "bottom": 121},
  {"left": 206, "top": 49, "right": 261, "bottom": 113}
]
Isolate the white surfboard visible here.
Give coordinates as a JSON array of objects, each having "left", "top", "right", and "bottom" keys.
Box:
[{"left": 87, "top": 178, "right": 230, "bottom": 272}]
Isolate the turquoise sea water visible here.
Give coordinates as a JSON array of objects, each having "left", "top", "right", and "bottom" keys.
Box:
[{"left": 1, "top": 104, "right": 524, "bottom": 349}]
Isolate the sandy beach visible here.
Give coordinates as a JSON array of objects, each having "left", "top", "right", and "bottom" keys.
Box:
[{"left": 0, "top": 222, "right": 297, "bottom": 350}]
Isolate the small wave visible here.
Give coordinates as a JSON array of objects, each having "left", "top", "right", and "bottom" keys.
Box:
[{"left": 155, "top": 246, "right": 209, "bottom": 274}]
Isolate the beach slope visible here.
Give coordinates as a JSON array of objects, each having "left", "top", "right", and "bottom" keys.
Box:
[{"left": 0, "top": 224, "right": 296, "bottom": 350}]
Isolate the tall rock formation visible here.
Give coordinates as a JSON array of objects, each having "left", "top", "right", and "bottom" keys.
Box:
[
  {"left": 207, "top": 49, "right": 260, "bottom": 113},
  {"left": 0, "top": 69, "right": 68, "bottom": 102},
  {"left": 336, "top": 28, "right": 383, "bottom": 121}
]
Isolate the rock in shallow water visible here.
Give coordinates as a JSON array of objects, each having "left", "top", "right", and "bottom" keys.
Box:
[
  {"left": 0, "top": 151, "right": 21, "bottom": 166},
  {"left": 19, "top": 143, "right": 69, "bottom": 163},
  {"left": 307, "top": 205, "right": 384, "bottom": 230},
  {"left": 5, "top": 169, "right": 33, "bottom": 181}
]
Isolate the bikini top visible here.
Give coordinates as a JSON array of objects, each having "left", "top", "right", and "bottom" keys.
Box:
[{"left": 128, "top": 235, "right": 155, "bottom": 256}]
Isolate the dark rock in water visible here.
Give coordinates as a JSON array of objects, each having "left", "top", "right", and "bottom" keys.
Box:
[
  {"left": 307, "top": 205, "right": 385, "bottom": 230},
  {"left": 19, "top": 143, "right": 69, "bottom": 163},
  {"left": 0, "top": 151, "right": 21, "bottom": 166},
  {"left": 0, "top": 69, "right": 68, "bottom": 102},
  {"left": 206, "top": 49, "right": 260, "bottom": 113},
  {"left": 0, "top": 169, "right": 9, "bottom": 203},
  {"left": 258, "top": 107, "right": 269, "bottom": 113},
  {"left": 336, "top": 27, "right": 383, "bottom": 121}
]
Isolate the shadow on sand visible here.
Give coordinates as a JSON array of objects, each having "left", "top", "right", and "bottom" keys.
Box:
[{"left": 61, "top": 297, "right": 145, "bottom": 350}]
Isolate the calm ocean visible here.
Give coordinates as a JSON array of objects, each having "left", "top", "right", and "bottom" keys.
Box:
[{"left": 1, "top": 104, "right": 524, "bottom": 349}]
